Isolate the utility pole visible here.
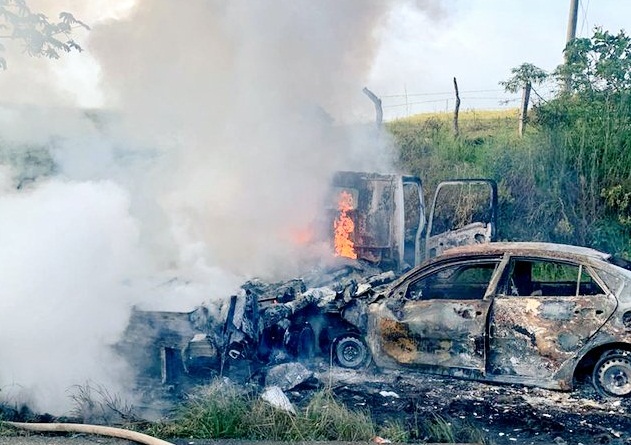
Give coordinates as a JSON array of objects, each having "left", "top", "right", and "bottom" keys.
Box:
[
  {"left": 566, "top": 0, "right": 579, "bottom": 46},
  {"left": 564, "top": 0, "right": 580, "bottom": 91}
]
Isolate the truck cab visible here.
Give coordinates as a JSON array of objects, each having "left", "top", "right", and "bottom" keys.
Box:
[{"left": 329, "top": 172, "right": 498, "bottom": 271}]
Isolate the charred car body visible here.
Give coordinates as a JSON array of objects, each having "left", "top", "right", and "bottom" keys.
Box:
[
  {"left": 120, "top": 241, "right": 631, "bottom": 399},
  {"left": 369, "top": 242, "right": 631, "bottom": 397}
]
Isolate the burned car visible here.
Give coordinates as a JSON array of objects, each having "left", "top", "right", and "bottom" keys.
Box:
[
  {"left": 121, "top": 242, "right": 631, "bottom": 400},
  {"left": 366, "top": 242, "right": 631, "bottom": 397},
  {"left": 119, "top": 265, "right": 392, "bottom": 390}
]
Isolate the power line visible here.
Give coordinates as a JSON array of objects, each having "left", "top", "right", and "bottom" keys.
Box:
[
  {"left": 579, "top": 0, "right": 590, "bottom": 36},
  {"left": 380, "top": 89, "right": 505, "bottom": 98},
  {"left": 383, "top": 96, "right": 520, "bottom": 109}
]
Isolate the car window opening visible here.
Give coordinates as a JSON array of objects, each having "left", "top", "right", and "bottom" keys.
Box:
[
  {"left": 406, "top": 261, "right": 499, "bottom": 301},
  {"left": 508, "top": 259, "right": 605, "bottom": 297}
]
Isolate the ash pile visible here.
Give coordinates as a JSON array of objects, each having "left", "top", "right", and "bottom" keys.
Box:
[{"left": 118, "top": 259, "right": 398, "bottom": 403}]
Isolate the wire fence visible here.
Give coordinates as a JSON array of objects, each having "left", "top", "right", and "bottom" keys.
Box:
[{"left": 378, "top": 82, "right": 558, "bottom": 120}]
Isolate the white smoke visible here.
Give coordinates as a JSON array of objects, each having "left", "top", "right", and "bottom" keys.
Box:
[
  {"left": 85, "top": 0, "right": 415, "bottom": 278},
  {"left": 0, "top": 178, "right": 140, "bottom": 414},
  {"left": 0, "top": 0, "right": 442, "bottom": 415}
]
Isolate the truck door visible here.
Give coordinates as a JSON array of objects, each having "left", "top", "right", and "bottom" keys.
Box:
[{"left": 424, "top": 179, "right": 497, "bottom": 260}]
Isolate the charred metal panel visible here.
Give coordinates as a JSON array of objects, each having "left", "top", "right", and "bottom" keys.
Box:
[
  {"left": 427, "top": 222, "right": 493, "bottom": 258},
  {"left": 371, "top": 299, "right": 489, "bottom": 370},
  {"left": 489, "top": 295, "right": 617, "bottom": 379},
  {"left": 117, "top": 308, "right": 207, "bottom": 383}
]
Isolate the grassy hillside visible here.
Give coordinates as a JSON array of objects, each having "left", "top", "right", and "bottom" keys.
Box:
[{"left": 387, "top": 108, "right": 631, "bottom": 257}]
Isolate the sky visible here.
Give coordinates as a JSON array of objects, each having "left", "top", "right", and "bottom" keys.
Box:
[
  {"left": 370, "top": 0, "right": 631, "bottom": 119},
  {"left": 1, "top": 0, "right": 628, "bottom": 120}
]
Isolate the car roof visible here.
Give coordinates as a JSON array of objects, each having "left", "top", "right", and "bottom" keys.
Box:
[{"left": 441, "top": 242, "right": 611, "bottom": 262}]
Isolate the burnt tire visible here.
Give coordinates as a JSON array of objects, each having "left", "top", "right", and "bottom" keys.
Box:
[
  {"left": 334, "top": 336, "right": 369, "bottom": 369},
  {"left": 593, "top": 351, "right": 631, "bottom": 397}
]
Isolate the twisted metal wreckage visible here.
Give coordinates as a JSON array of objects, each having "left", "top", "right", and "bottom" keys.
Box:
[
  {"left": 119, "top": 263, "right": 397, "bottom": 386},
  {"left": 117, "top": 171, "right": 501, "bottom": 389}
]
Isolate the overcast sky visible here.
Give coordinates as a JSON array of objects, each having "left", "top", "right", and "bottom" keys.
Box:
[
  {"left": 1, "top": 0, "right": 628, "bottom": 121},
  {"left": 370, "top": 0, "right": 631, "bottom": 119}
]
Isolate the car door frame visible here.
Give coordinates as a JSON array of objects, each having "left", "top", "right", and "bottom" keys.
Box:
[
  {"left": 487, "top": 254, "right": 617, "bottom": 385},
  {"left": 423, "top": 179, "right": 498, "bottom": 261},
  {"left": 375, "top": 255, "right": 504, "bottom": 373}
]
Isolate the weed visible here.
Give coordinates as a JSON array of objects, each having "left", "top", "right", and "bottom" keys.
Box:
[
  {"left": 421, "top": 413, "right": 489, "bottom": 444},
  {"left": 377, "top": 419, "right": 410, "bottom": 443},
  {"left": 302, "top": 389, "right": 375, "bottom": 441},
  {"left": 147, "top": 380, "right": 375, "bottom": 442},
  {"left": 68, "top": 382, "right": 138, "bottom": 425},
  {"left": 423, "top": 413, "right": 456, "bottom": 443},
  {"left": 148, "top": 380, "right": 250, "bottom": 439}
]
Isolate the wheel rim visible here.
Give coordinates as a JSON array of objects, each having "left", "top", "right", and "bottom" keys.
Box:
[
  {"left": 341, "top": 343, "right": 360, "bottom": 362},
  {"left": 335, "top": 337, "right": 367, "bottom": 368},
  {"left": 597, "top": 357, "right": 631, "bottom": 396}
]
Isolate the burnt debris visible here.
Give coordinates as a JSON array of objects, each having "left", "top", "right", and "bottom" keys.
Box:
[{"left": 118, "top": 259, "right": 396, "bottom": 391}]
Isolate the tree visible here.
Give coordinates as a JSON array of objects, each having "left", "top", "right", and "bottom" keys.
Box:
[
  {"left": 500, "top": 63, "right": 548, "bottom": 135},
  {"left": 555, "top": 27, "right": 631, "bottom": 95},
  {"left": 500, "top": 63, "right": 549, "bottom": 95},
  {"left": 0, "top": 0, "right": 89, "bottom": 70},
  {"left": 533, "top": 28, "right": 631, "bottom": 251}
]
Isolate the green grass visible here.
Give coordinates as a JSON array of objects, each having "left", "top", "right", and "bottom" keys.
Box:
[
  {"left": 386, "top": 105, "right": 631, "bottom": 258},
  {"left": 416, "top": 413, "right": 490, "bottom": 444},
  {"left": 142, "top": 379, "right": 488, "bottom": 443},
  {"left": 395, "top": 108, "right": 520, "bottom": 137},
  {"left": 146, "top": 381, "right": 376, "bottom": 442}
]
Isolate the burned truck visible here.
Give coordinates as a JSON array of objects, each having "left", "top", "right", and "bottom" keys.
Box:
[
  {"left": 327, "top": 172, "right": 497, "bottom": 270},
  {"left": 118, "top": 172, "right": 498, "bottom": 389}
]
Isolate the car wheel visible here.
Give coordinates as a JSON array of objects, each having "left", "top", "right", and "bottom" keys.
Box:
[
  {"left": 593, "top": 351, "right": 631, "bottom": 397},
  {"left": 334, "top": 336, "right": 369, "bottom": 369}
]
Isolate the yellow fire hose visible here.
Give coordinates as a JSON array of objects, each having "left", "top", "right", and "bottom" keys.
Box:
[{"left": 3, "top": 421, "right": 174, "bottom": 445}]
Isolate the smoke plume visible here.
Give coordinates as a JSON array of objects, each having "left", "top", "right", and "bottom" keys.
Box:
[
  {"left": 87, "top": 0, "right": 403, "bottom": 278},
  {"left": 0, "top": 0, "right": 441, "bottom": 414}
]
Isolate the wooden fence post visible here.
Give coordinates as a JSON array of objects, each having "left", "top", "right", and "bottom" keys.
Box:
[
  {"left": 518, "top": 82, "right": 531, "bottom": 136},
  {"left": 453, "top": 77, "right": 461, "bottom": 137}
]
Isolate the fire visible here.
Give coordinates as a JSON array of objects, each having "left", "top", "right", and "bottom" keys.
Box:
[{"left": 334, "top": 190, "right": 357, "bottom": 259}]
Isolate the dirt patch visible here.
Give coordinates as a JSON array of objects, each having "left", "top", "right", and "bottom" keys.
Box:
[{"left": 286, "top": 365, "right": 631, "bottom": 445}]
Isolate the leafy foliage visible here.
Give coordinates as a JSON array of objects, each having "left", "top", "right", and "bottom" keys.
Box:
[
  {"left": 500, "top": 62, "right": 548, "bottom": 93},
  {"left": 0, "top": 0, "right": 89, "bottom": 69},
  {"left": 536, "top": 28, "right": 631, "bottom": 253},
  {"left": 556, "top": 27, "right": 631, "bottom": 94}
]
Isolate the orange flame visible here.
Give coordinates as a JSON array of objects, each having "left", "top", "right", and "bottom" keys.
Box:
[{"left": 334, "top": 190, "right": 357, "bottom": 259}]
